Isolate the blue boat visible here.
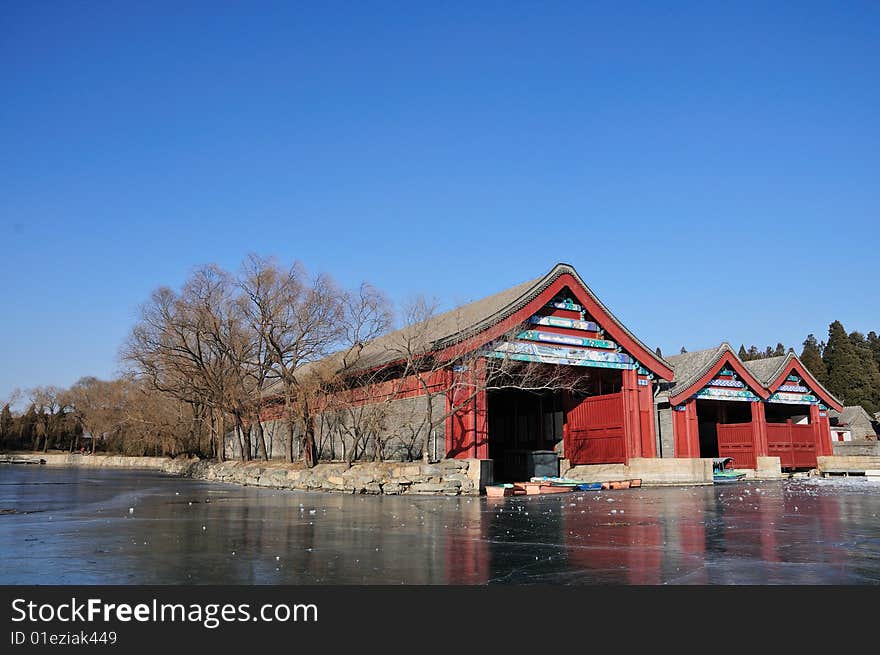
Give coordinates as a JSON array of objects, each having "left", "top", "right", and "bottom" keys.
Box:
[{"left": 712, "top": 457, "right": 747, "bottom": 483}]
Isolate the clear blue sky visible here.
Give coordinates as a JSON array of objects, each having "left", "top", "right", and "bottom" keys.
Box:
[{"left": 2, "top": 2, "right": 878, "bottom": 402}]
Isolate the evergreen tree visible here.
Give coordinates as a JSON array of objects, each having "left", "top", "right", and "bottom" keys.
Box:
[
  {"left": 773, "top": 342, "right": 786, "bottom": 357},
  {"left": 738, "top": 344, "right": 748, "bottom": 360},
  {"left": 849, "top": 331, "right": 880, "bottom": 413},
  {"left": 868, "top": 331, "right": 880, "bottom": 369},
  {"left": 746, "top": 345, "right": 759, "bottom": 361},
  {"left": 800, "top": 334, "right": 827, "bottom": 384},
  {"left": 17, "top": 404, "right": 37, "bottom": 451},
  {"left": 655, "top": 347, "right": 662, "bottom": 357},
  {"left": 824, "top": 321, "right": 879, "bottom": 414},
  {"left": 0, "top": 404, "right": 13, "bottom": 449}
]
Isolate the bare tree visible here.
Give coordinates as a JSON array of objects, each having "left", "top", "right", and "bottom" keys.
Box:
[
  {"left": 123, "top": 268, "right": 240, "bottom": 462},
  {"left": 387, "top": 296, "right": 590, "bottom": 463},
  {"left": 237, "top": 255, "right": 350, "bottom": 467}
]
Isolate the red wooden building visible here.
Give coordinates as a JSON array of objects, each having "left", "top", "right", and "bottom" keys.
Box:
[
  {"left": 662, "top": 345, "right": 841, "bottom": 470},
  {"left": 435, "top": 263, "right": 673, "bottom": 479},
  {"left": 260, "top": 262, "right": 841, "bottom": 478}
]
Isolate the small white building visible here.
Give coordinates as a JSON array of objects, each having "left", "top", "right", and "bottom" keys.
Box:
[{"left": 830, "top": 425, "right": 852, "bottom": 442}]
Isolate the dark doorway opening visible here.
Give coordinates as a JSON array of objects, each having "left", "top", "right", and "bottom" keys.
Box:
[
  {"left": 765, "top": 404, "right": 811, "bottom": 424},
  {"left": 488, "top": 389, "right": 564, "bottom": 482},
  {"left": 695, "top": 400, "right": 751, "bottom": 458}
]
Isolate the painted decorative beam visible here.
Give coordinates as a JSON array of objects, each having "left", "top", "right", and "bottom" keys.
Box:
[
  {"left": 486, "top": 341, "right": 636, "bottom": 370},
  {"left": 529, "top": 315, "right": 601, "bottom": 332},
  {"left": 517, "top": 330, "right": 616, "bottom": 349},
  {"left": 708, "top": 378, "right": 745, "bottom": 388},
  {"left": 694, "top": 387, "right": 761, "bottom": 402},
  {"left": 777, "top": 384, "right": 809, "bottom": 393},
  {"left": 549, "top": 300, "right": 582, "bottom": 312},
  {"left": 485, "top": 351, "right": 636, "bottom": 370},
  {"left": 767, "top": 391, "right": 819, "bottom": 405}
]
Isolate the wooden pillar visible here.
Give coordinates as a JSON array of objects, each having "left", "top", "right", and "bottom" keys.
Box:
[
  {"left": 444, "top": 368, "right": 455, "bottom": 458},
  {"left": 621, "top": 368, "right": 640, "bottom": 462},
  {"left": 810, "top": 404, "right": 832, "bottom": 457},
  {"left": 751, "top": 401, "right": 768, "bottom": 457},
  {"left": 473, "top": 358, "right": 489, "bottom": 460},
  {"left": 638, "top": 379, "right": 657, "bottom": 458},
  {"left": 673, "top": 399, "right": 700, "bottom": 458}
]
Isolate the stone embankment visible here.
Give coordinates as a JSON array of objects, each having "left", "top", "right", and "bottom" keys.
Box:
[
  {"left": 1, "top": 453, "right": 484, "bottom": 496},
  {"left": 163, "top": 457, "right": 484, "bottom": 495}
]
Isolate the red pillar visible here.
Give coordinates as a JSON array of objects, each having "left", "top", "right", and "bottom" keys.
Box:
[
  {"left": 810, "top": 404, "right": 832, "bottom": 457},
  {"left": 751, "top": 401, "right": 768, "bottom": 458},
  {"left": 673, "top": 399, "right": 700, "bottom": 458},
  {"left": 621, "top": 368, "right": 640, "bottom": 462},
  {"left": 638, "top": 378, "right": 657, "bottom": 458},
  {"left": 473, "top": 358, "right": 489, "bottom": 460}
]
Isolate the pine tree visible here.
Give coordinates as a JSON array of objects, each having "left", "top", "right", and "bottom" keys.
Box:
[
  {"left": 747, "top": 345, "right": 759, "bottom": 361},
  {"left": 655, "top": 347, "right": 663, "bottom": 357},
  {"left": 773, "top": 342, "right": 786, "bottom": 356},
  {"left": 824, "top": 321, "right": 879, "bottom": 414},
  {"left": 738, "top": 344, "right": 748, "bottom": 360},
  {"left": 800, "top": 334, "right": 827, "bottom": 384},
  {"left": 17, "top": 404, "right": 37, "bottom": 451},
  {"left": 849, "top": 331, "right": 880, "bottom": 414},
  {"left": 868, "top": 331, "right": 880, "bottom": 370},
  {"left": 0, "top": 404, "right": 13, "bottom": 449}
]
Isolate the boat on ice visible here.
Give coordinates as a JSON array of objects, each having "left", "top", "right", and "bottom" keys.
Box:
[{"left": 712, "top": 457, "right": 747, "bottom": 483}]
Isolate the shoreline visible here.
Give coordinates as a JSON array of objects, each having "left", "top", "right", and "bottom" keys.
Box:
[
  {"left": 7, "top": 452, "right": 872, "bottom": 495},
  {"left": 0, "top": 453, "right": 484, "bottom": 496}
]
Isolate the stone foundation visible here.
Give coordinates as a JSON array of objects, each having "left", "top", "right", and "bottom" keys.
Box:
[
  {"left": 566, "top": 457, "right": 715, "bottom": 486},
  {"left": 1, "top": 453, "right": 168, "bottom": 469},
  {"left": 817, "top": 455, "right": 880, "bottom": 476},
  {"left": 163, "top": 458, "right": 483, "bottom": 495},
  {"left": 1, "top": 452, "right": 484, "bottom": 496},
  {"left": 831, "top": 441, "right": 880, "bottom": 457}
]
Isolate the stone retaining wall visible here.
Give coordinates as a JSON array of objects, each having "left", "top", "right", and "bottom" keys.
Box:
[
  {"left": 1, "top": 453, "right": 169, "bottom": 469},
  {"left": 2, "top": 452, "right": 485, "bottom": 496},
  {"left": 163, "top": 458, "right": 483, "bottom": 496},
  {"left": 565, "top": 457, "right": 715, "bottom": 486},
  {"left": 817, "top": 455, "right": 880, "bottom": 474},
  {"left": 831, "top": 441, "right": 880, "bottom": 457}
]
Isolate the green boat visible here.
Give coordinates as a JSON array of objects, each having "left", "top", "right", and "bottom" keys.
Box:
[{"left": 713, "top": 457, "right": 747, "bottom": 483}]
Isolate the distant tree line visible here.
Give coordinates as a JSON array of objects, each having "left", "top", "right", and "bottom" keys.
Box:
[
  {"left": 732, "top": 322, "right": 880, "bottom": 415},
  {"left": 2, "top": 254, "right": 575, "bottom": 464},
  {"left": 1, "top": 255, "right": 392, "bottom": 462}
]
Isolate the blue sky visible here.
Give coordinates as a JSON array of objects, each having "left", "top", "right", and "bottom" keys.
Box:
[{"left": 1, "top": 2, "right": 878, "bottom": 402}]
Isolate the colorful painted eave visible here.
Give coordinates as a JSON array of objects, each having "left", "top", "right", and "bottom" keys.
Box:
[
  {"left": 764, "top": 354, "right": 843, "bottom": 412},
  {"left": 434, "top": 263, "right": 674, "bottom": 381},
  {"left": 668, "top": 345, "right": 844, "bottom": 410},
  {"left": 668, "top": 345, "right": 770, "bottom": 405}
]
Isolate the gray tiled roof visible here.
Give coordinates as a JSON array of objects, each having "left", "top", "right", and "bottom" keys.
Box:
[
  {"left": 664, "top": 347, "right": 843, "bottom": 408},
  {"left": 744, "top": 352, "right": 840, "bottom": 408},
  {"left": 266, "top": 262, "right": 671, "bottom": 395},
  {"left": 742, "top": 355, "right": 789, "bottom": 384},
  {"left": 664, "top": 344, "right": 731, "bottom": 394},
  {"left": 829, "top": 406, "right": 879, "bottom": 438}
]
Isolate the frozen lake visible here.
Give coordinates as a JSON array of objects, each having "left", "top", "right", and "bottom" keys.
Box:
[{"left": 1, "top": 465, "right": 879, "bottom": 584}]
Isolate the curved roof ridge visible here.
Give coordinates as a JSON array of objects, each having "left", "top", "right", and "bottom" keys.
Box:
[
  {"left": 264, "top": 261, "right": 672, "bottom": 395},
  {"left": 760, "top": 352, "right": 843, "bottom": 410},
  {"left": 667, "top": 342, "right": 771, "bottom": 403}
]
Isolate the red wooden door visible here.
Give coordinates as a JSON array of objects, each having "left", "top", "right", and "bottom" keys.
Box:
[
  {"left": 767, "top": 422, "right": 818, "bottom": 469},
  {"left": 565, "top": 392, "right": 626, "bottom": 465},
  {"left": 767, "top": 423, "right": 793, "bottom": 468},
  {"left": 790, "top": 424, "right": 817, "bottom": 468},
  {"left": 716, "top": 422, "right": 757, "bottom": 469}
]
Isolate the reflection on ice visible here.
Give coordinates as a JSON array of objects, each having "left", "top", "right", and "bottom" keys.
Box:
[{"left": 0, "top": 466, "right": 878, "bottom": 584}]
